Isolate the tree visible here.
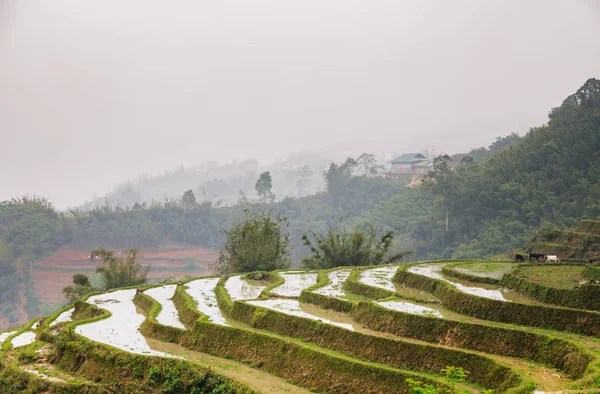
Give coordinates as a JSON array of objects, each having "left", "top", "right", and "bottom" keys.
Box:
[
  {"left": 301, "top": 224, "right": 412, "bottom": 269},
  {"left": 214, "top": 209, "right": 291, "bottom": 274},
  {"left": 255, "top": 171, "right": 275, "bottom": 203},
  {"left": 63, "top": 273, "right": 94, "bottom": 302},
  {"left": 182, "top": 190, "right": 197, "bottom": 208},
  {"left": 422, "top": 154, "right": 456, "bottom": 232},
  {"left": 92, "top": 248, "right": 149, "bottom": 290},
  {"left": 356, "top": 153, "right": 384, "bottom": 176},
  {"left": 295, "top": 165, "right": 313, "bottom": 197}
]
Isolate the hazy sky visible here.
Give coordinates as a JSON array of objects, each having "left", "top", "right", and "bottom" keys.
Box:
[{"left": 1, "top": 0, "right": 599, "bottom": 208}]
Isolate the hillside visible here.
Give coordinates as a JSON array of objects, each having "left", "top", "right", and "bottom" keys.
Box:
[
  {"left": 364, "top": 78, "right": 600, "bottom": 259},
  {"left": 3, "top": 260, "right": 600, "bottom": 393},
  {"left": 1, "top": 78, "right": 598, "bottom": 334},
  {"left": 534, "top": 218, "right": 600, "bottom": 260}
]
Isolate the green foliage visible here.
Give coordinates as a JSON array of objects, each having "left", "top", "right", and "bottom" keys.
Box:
[
  {"left": 405, "top": 378, "right": 442, "bottom": 394},
  {"left": 63, "top": 273, "right": 94, "bottom": 303},
  {"left": 441, "top": 366, "right": 470, "bottom": 382},
  {"left": 301, "top": 224, "right": 411, "bottom": 269},
  {"left": 214, "top": 209, "right": 291, "bottom": 274},
  {"left": 93, "top": 248, "right": 149, "bottom": 290},
  {"left": 182, "top": 189, "right": 197, "bottom": 208},
  {"left": 255, "top": 171, "right": 274, "bottom": 203}
]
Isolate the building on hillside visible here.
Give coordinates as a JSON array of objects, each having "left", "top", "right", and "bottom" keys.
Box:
[{"left": 388, "top": 153, "right": 432, "bottom": 175}]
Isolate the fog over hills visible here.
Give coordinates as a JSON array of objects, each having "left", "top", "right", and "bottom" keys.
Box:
[{"left": 1, "top": 0, "right": 599, "bottom": 208}]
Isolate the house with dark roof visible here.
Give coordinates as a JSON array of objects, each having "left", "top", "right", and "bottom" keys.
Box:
[{"left": 389, "top": 153, "right": 431, "bottom": 174}]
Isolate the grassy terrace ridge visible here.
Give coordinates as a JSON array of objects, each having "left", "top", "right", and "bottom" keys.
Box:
[
  {"left": 394, "top": 262, "right": 600, "bottom": 337},
  {"left": 147, "top": 282, "right": 458, "bottom": 394},
  {"left": 441, "top": 261, "right": 518, "bottom": 285},
  {"left": 501, "top": 264, "right": 600, "bottom": 311},
  {"left": 6, "top": 261, "right": 600, "bottom": 393},
  {"left": 0, "top": 286, "right": 258, "bottom": 394},
  {"left": 215, "top": 273, "right": 533, "bottom": 392},
  {"left": 307, "top": 264, "right": 593, "bottom": 379}
]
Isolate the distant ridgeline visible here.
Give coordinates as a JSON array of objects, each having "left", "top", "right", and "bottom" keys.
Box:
[
  {"left": 536, "top": 218, "right": 600, "bottom": 260},
  {"left": 1, "top": 78, "right": 599, "bottom": 330}
]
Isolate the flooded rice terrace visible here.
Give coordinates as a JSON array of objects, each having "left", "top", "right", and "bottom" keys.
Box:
[
  {"left": 50, "top": 308, "right": 74, "bottom": 327},
  {"left": 144, "top": 285, "right": 185, "bottom": 329},
  {"left": 407, "top": 263, "right": 508, "bottom": 301},
  {"left": 359, "top": 265, "right": 399, "bottom": 291},
  {"left": 10, "top": 331, "right": 36, "bottom": 348},
  {"left": 185, "top": 278, "right": 228, "bottom": 325},
  {"left": 225, "top": 275, "right": 266, "bottom": 301},
  {"left": 75, "top": 289, "right": 173, "bottom": 357},
  {"left": 314, "top": 269, "right": 351, "bottom": 298},
  {"left": 0, "top": 331, "right": 17, "bottom": 344},
  {"left": 377, "top": 301, "right": 443, "bottom": 318},
  {"left": 247, "top": 299, "right": 354, "bottom": 330},
  {"left": 270, "top": 272, "right": 318, "bottom": 297}
]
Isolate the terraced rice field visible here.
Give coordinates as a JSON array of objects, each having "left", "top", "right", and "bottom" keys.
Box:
[{"left": 3, "top": 261, "right": 600, "bottom": 393}]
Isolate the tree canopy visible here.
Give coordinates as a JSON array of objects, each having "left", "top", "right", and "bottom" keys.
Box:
[{"left": 214, "top": 209, "right": 291, "bottom": 274}]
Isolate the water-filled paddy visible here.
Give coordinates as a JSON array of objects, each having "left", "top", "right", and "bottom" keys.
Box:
[
  {"left": 359, "top": 266, "right": 399, "bottom": 291},
  {"left": 50, "top": 308, "right": 74, "bottom": 327},
  {"left": 10, "top": 331, "right": 36, "bottom": 348},
  {"left": 75, "top": 289, "right": 172, "bottom": 356},
  {"left": 225, "top": 275, "right": 266, "bottom": 301},
  {"left": 185, "top": 278, "right": 229, "bottom": 325},
  {"left": 314, "top": 269, "right": 351, "bottom": 298},
  {"left": 270, "top": 272, "right": 318, "bottom": 297},
  {"left": 408, "top": 263, "right": 508, "bottom": 301},
  {"left": 144, "top": 285, "right": 185, "bottom": 329},
  {"left": 377, "top": 301, "right": 443, "bottom": 318},
  {"left": 247, "top": 299, "right": 354, "bottom": 330}
]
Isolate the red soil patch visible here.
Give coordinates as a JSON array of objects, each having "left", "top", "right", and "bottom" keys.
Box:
[
  {"left": 32, "top": 245, "right": 217, "bottom": 305},
  {"left": 32, "top": 271, "right": 78, "bottom": 304},
  {"left": 147, "top": 269, "right": 212, "bottom": 281}
]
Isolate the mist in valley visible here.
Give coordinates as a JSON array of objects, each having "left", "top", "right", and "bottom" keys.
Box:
[{"left": 1, "top": 1, "right": 599, "bottom": 208}]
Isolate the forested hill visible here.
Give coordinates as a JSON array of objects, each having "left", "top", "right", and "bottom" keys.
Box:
[
  {"left": 365, "top": 78, "right": 600, "bottom": 259},
  {"left": 1, "top": 78, "right": 598, "bottom": 328}
]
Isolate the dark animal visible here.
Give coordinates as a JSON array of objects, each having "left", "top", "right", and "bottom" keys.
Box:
[
  {"left": 515, "top": 254, "right": 525, "bottom": 262},
  {"left": 529, "top": 253, "right": 545, "bottom": 261}
]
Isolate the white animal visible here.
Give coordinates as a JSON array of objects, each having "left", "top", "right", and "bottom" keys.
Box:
[{"left": 546, "top": 255, "right": 560, "bottom": 263}]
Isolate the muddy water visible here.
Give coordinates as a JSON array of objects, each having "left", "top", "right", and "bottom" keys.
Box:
[
  {"left": 75, "top": 289, "right": 172, "bottom": 357},
  {"left": 144, "top": 285, "right": 185, "bottom": 329},
  {"left": 270, "top": 272, "right": 318, "bottom": 297},
  {"left": 359, "top": 266, "right": 399, "bottom": 292},
  {"left": 225, "top": 275, "right": 266, "bottom": 301},
  {"left": 10, "top": 331, "right": 36, "bottom": 348},
  {"left": 145, "top": 338, "right": 313, "bottom": 393},
  {"left": 185, "top": 278, "right": 228, "bottom": 326},
  {"left": 50, "top": 308, "right": 74, "bottom": 327},
  {"left": 408, "top": 263, "right": 508, "bottom": 301},
  {"left": 248, "top": 299, "right": 354, "bottom": 330},
  {"left": 314, "top": 269, "right": 351, "bottom": 298}
]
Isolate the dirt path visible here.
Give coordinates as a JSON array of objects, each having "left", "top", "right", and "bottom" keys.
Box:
[{"left": 145, "top": 337, "right": 314, "bottom": 394}]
